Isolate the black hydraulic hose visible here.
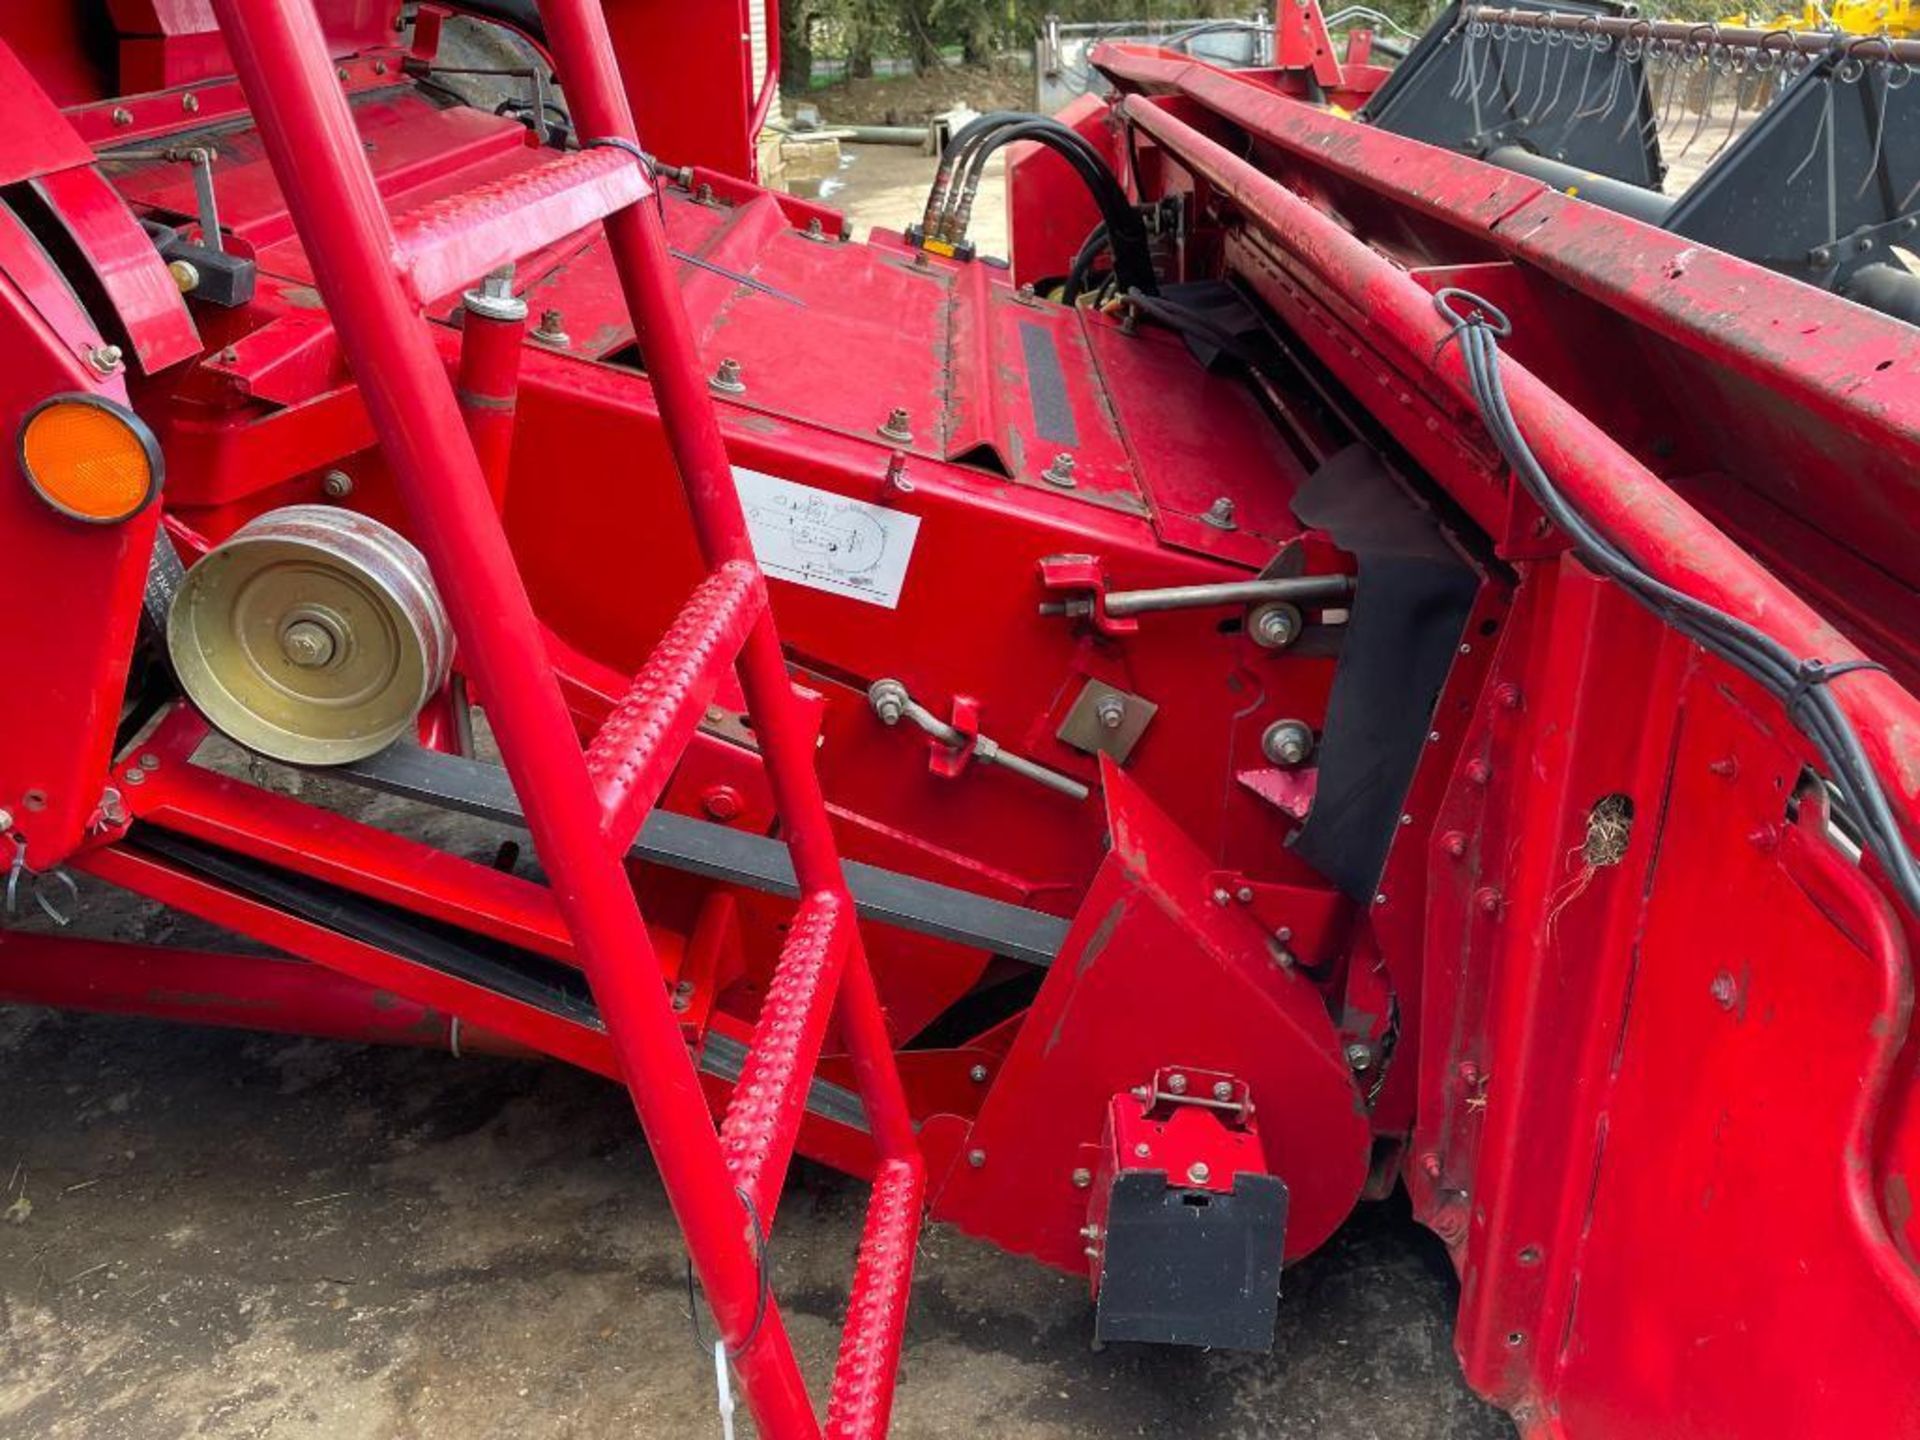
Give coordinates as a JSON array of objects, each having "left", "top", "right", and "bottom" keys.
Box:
[
  {"left": 920, "top": 110, "right": 1028, "bottom": 238},
  {"left": 948, "top": 123, "right": 1158, "bottom": 294},
  {"left": 945, "top": 118, "right": 1114, "bottom": 238},
  {"left": 1438, "top": 290, "right": 1920, "bottom": 916}
]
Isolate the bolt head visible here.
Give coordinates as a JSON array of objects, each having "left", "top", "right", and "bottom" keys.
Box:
[
  {"left": 1166, "top": 1072, "right": 1188, "bottom": 1094},
  {"left": 1186, "top": 1161, "right": 1211, "bottom": 1185},
  {"left": 1071, "top": 1167, "right": 1092, "bottom": 1188},
  {"left": 281, "top": 620, "right": 338, "bottom": 669},
  {"left": 1344, "top": 1042, "right": 1373, "bottom": 1070},
  {"left": 968, "top": 1064, "right": 988, "bottom": 1083},
  {"left": 321, "top": 470, "right": 354, "bottom": 499},
  {"left": 1201, "top": 496, "right": 1237, "bottom": 530},
  {"left": 1709, "top": 971, "right": 1737, "bottom": 1009},
  {"left": 0, "top": 809, "right": 13, "bottom": 832},
  {"left": 1253, "top": 607, "right": 1298, "bottom": 648},
  {"left": 967, "top": 1148, "right": 987, "bottom": 1168},
  {"left": 1211, "top": 1081, "right": 1233, "bottom": 1101},
  {"left": 1133, "top": 1142, "right": 1151, "bottom": 1159},
  {"left": 1262, "top": 719, "right": 1313, "bottom": 766},
  {"left": 1094, "top": 695, "right": 1126, "bottom": 730},
  {"left": 87, "top": 344, "right": 124, "bottom": 376}
]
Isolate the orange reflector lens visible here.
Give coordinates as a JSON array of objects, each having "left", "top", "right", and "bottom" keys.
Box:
[{"left": 20, "top": 395, "right": 160, "bottom": 524}]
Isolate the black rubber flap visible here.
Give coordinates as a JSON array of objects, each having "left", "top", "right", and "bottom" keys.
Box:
[{"left": 1287, "top": 445, "right": 1478, "bottom": 900}]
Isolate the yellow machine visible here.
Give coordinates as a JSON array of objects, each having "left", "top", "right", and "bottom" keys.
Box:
[{"left": 1725, "top": 0, "right": 1919, "bottom": 36}]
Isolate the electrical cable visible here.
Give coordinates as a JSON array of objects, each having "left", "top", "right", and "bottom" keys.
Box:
[
  {"left": 1062, "top": 221, "right": 1110, "bottom": 303},
  {"left": 1435, "top": 288, "right": 1920, "bottom": 915}
]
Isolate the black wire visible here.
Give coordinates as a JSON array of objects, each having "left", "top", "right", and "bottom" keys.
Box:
[
  {"left": 684, "top": 1188, "right": 772, "bottom": 1362},
  {"left": 1436, "top": 291, "right": 1920, "bottom": 915},
  {"left": 1123, "top": 287, "right": 1258, "bottom": 360},
  {"left": 1063, "top": 222, "right": 1110, "bottom": 303}
]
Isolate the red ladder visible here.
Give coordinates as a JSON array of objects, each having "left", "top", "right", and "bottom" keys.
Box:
[{"left": 205, "top": 4, "right": 924, "bottom": 1435}]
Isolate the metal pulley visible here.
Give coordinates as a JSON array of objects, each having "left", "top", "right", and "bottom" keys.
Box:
[{"left": 166, "top": 505, "right": 453, "bottom": 765}]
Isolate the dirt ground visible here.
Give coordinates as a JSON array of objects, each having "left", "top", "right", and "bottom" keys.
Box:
[
  {"left": 805, "top": 61, "right": 1035, "bottom": 130},
  {"left": 0, "top": 995, "right": 1509, "bottom": 1440}
]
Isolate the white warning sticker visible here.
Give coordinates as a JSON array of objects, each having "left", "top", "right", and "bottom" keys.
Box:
[{"left": 731, "top": 466, "right": 921, "bottom": 610}]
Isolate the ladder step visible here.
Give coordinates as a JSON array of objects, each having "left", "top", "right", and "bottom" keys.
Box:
[
  {"left": 825, "top": 1158, "right": 926, "bottom": 1440},
  {"left": 718, "top": 890, "right": 852, "bottom": 1215},
  {"left": 585, "top": 561, "right": 766, "bottom": 849},
  {"left": 394, "top": 146, "right": 648, "bottom": 304}
]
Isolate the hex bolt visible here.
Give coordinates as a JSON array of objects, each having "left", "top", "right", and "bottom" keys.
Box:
[
  {"left": 968, "top": 1064, "right": 989, "bottom": 1083},
  {"left": 321, "top": 470, "right": 354, "bottom": 499},
  {"left": 1212, "top": 888, "right": 1231, "bottom": 906},
  {"left": 1709, "top": 971, "right": 1737, "bottom": 1009},
  {"left": 1042, "top": 452, "right": 1078, "bottom": 488},
  {"left": 138, "top": 753, "right": 161, "bottom": 771},
  {"left": 532, "top": 308, "right": 571, "bottom": 349},
  {"left": 1235, "top": 886, "right": 1253, "bottom": 903},
  {"left": 112, "top": 107, "right": 133, "bottom": 127},
  {"left": 1201, "top": 496, "right": 1237, "bottom": 530},
  {"left": 1186, "top": 1161, "right": 1211, "bottom": 1185},
  {"left": 1345, "top": 1042, "right": 1374, "bottom": 1071},
  {"left": 1071, "top": 1167, "right": 1092, "bottom": 1189},
  {"left": 167, "top": 259, "right": 201, "bottom": 294},
  {"left": 87, "top": 344, "right": 125, "bottom": 376},
  {"left": 281, "top": 620, "right": 338, "bottom": 669},
  {"left": 868, "top": 678, "right": 909, "bottom": 726},
  {"left": 1248, "top": 601, "right": 1303, "bottom": 650},
  {"left": 1094, "top": 694, "right": 1127, "bottom": 730},
  {"left": 709, "top": 356, "right": 745, "bottom": 394},
  {"left": 878, "top": 406, "right": 913, "bottom": 443},
  {"left": 967, "top": 1148, "right": 987, "bottom": 1168},
  {"left": 1211, "top": 1081, "right": 1233, "bottom": 1101},
  {"left": 1166, "top": 1072, "right": 1189, "bottom": 1095},
  {"left": 1262, "top": 719, "right": 1314, "bottom": 768},
  {"left": 1133, "top": 1142, "right": 1151, "bottom": 1159}
]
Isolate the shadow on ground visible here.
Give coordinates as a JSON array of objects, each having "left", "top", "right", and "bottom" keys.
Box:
[{"left": 0, "top": 1003, "right": 1512, "bottom": 1439}]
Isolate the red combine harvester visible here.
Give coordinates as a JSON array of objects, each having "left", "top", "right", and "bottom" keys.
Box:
[{"left": 0, "top": 0, "right": 1915, "bottom": 1434}]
